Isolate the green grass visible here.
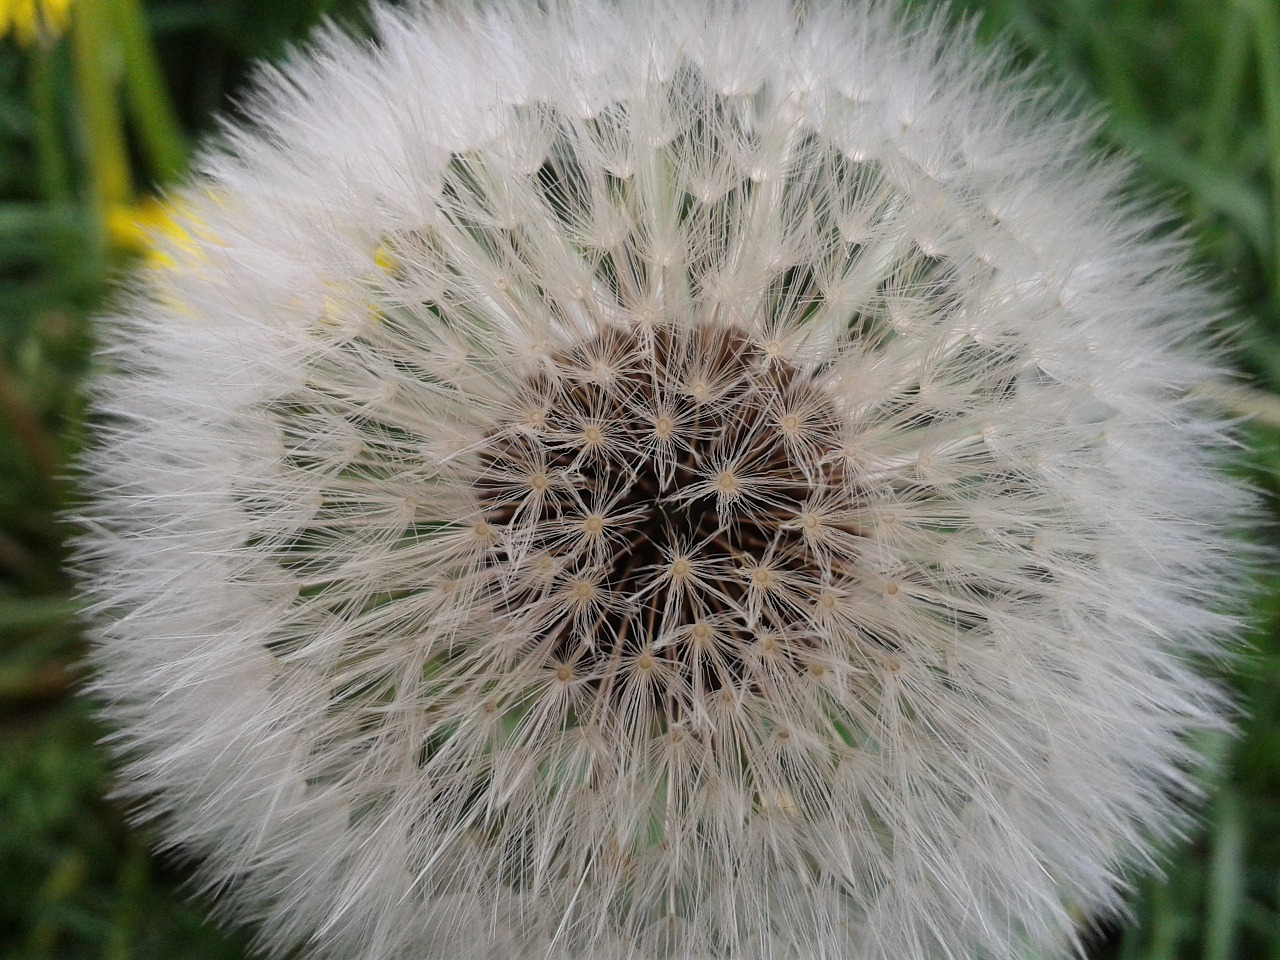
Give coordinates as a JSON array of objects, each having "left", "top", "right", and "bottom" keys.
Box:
[{"left": 0, "top": 1, "right": 1276, "bottom": 958}]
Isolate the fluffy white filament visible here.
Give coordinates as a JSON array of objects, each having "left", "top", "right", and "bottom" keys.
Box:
[{"left": 77, "top": 2, "right": 1252, "bottom": 959}]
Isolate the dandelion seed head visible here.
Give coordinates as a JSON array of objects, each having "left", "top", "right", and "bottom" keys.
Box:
[{"left": 77, "top": 2, "right": 1253, "bottom": 960}]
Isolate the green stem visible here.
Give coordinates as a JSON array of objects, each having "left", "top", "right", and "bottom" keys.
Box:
[
  {"left": 1241, "top": 0, "right": 1280, "bottom": 286},
  {"left": 109, "top": 0, "right": 186, "bottom": 183},
  {"left": 1072, "top": 0, "right": 1143, "bottom": 125},
  {"left": 1146, "top": 874, "right": 1181, "bottom": 960},
  {"left": 69, "top": 0, "right": 132, "bottom": 250},
  {"left": 1201, "top": 6, "right": 1250, "bottom": 168},
  {"left": 0, "top": 356, "right": 60, "bottom": 481},
  {"left": 1203, "top": 790, "right": 1246, "bottom": 960},
  {"left": 30, "top": 43, "right": 71, "bottom": 204}
]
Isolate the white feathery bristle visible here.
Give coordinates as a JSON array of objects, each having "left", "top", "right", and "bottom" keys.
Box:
[{"left": 76, "top": 2, "right": 1253, "bottom": 959}]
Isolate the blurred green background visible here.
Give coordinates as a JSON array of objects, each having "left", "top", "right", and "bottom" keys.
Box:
[{"left": 0, "top": 0, "right": 1277, "bottom": 957}]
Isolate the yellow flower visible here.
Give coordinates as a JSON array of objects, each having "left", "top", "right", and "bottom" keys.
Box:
[
  {"left": 107, "top": 196, "right": 199, "bottom": 270},
  {"left": 0, "top": 0, "right": 72, "bottom": 45}
]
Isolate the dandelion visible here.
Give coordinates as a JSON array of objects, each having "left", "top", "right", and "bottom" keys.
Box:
[
  {"left": 0, "top": 0, "right": 70, "bottom": 45},
  {"left": 77, "top": 2, "right": 1253, "bottom": 959},
  {"left": 106, "top": 196, "right": 199, "bottom": 266}
]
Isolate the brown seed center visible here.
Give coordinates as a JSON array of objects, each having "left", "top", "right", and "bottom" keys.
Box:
[{"left": 475, "top": 323, "right": 856, "bottom": 705}]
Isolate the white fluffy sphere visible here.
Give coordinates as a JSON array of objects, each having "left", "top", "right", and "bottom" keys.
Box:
[{"left": 78, "top": 2, "right": 1251, "bottom": 959}]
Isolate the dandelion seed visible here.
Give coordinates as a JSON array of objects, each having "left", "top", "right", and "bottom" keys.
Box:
[
  {"left": 713, "top": 470, "right": 740, "bottom": 496},
  {"left": 78, "top": 2, "right": 1253, "bottom": 960}
]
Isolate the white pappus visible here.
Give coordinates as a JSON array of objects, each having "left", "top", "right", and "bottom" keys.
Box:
[{"left": 76, "top": 2, "right": 1254, "bottom": 959}]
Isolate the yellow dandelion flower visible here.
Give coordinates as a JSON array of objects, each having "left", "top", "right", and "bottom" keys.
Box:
[
  {"left": 0, "top": 0, "right": 72, "bottom": 45},
  {"left": 107, "top": 195, "right": 201, "bottom": 270}
]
